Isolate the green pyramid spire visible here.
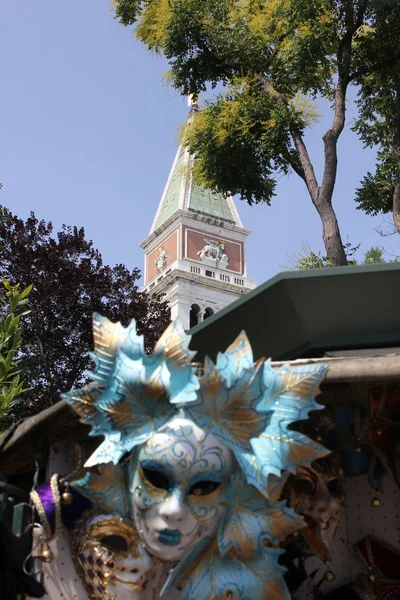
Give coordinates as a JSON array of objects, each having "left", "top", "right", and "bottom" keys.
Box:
[
  {"left": 151, "top": 145, "right": 240, "bottom": 234},
  {"left": 153, "top": 146, "right": 186, "bottom": 231}
]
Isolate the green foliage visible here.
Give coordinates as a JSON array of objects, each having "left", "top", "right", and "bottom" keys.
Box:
[
  {"left": 284, "top": 245, "right": 332, "bottom": 270},
  {"left": 114, "top": 0, "right": 346, "bottom": 202},
  {"left": 113, "top": 0, "right": 143, "bottom": 27},
  {"left": 114, "top": 0, "right": 400, "bottom": 266},
  {"left": 351, "top": 0, "right": 400, "bottom": 219},
  {"left": 181, "top": 81, "right": 306, "bottom": 204},
  {"left": 0, "top": 206, "right": 171, "bottom": 423},
  {"left": 285, "top": 243, "right": 393, "bottom": 271},
  {"left": 0, "top": 279, "right": 32, "bottom": 426},
  {"left": 354, "top": 152, "right": 396, "bottom": 216},
  {"left": 363, "top": 246, "right": 387, "bottom": 264},
  {"left": 284, "top": 241, "right": 360, "bottom": 271},
  {"left": 112, "top": 0, "right": 396, "bottom": 204}
]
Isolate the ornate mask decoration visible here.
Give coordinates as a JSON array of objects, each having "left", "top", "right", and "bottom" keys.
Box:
[
  {"left": 74, "top": 513, "right": 152, "bottom": 600},
  {"left": 285, "top": 455, "right": 344, "bottom": 561},
  {"left": 58, "top": 314, "right": 330, "bottom": 600},
  {"left": 130, "top": 417, "right": 236, "bottom": 561},
  {"left": 327, "top": 387, "right": 400, "bottom": 494}
]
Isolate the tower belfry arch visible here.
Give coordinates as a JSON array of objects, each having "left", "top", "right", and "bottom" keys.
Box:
[{"left": 140, "top": 101, "right": 256, "bottom": 329}]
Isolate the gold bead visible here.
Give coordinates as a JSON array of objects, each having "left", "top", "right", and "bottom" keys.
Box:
[
  {"left": 316, "top": 435, "right": 322, "bottom": 442},
  {"left": 368, "top": 574, "right": 376, "bottom": 582},
  {"left": 41, "top": 546, "right": 54, "bottom": 563},
  {"left": 355, "top": 446, "right": 362, "bottom": 453},
  {"left": 324, "top": 571, "right": 335, "bottom": 582},
  {"left": 376, "top": 429, "right": 382, "bottom": 436},
  {"left": 62, "top": 490, "right": 73, "bottom": 504},
  {"left": 372, "top": 497, "right": 381, "bottom": 507}
]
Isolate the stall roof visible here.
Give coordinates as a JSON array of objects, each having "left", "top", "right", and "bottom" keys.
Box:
[
  {"left": 2, "top": 263, "right": 400, "bottom": 476},
  {"left": 189, "top": 263, "right": 400, "bottom": 362},
  {"left": 2, "top": 352, "right": 400, "bottom": 477}
]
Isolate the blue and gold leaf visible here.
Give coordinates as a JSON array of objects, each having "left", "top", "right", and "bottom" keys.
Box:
[
  {"left": 104, "top": 353, "right": 175, "bottom": 437},
  {"left": 218, "top": 473, "right": 304, "bottom": 559},
  {"left": 62, "top": 384, "right": 106, "bottom": 436},
  {"left": 150, "top": 318, "right": 199, "bottom": 405},
  {"left": 88, "top": 313, "right": 142, "bottom": 387},
  {"left": 258, "top": 361, "right": 327, "bottom": 419},
  {"left": 164, "top": 538, "right": 290, "bottom": 600},
  {"left": 251, "top": 425, "right": 328, "bottom": 481},
  {"left": 70, "top": 463, "right": 129, "bottom": 517},
  {"left": 250, "top": 362, "right": 329, "bottom": 483},
  {"left": 185, "top": 356, "right": 267, "bottom": 454},
  {"left": 215, "top": 331, "right": 254, "bottom": 388},
  {"left": 84, "top": 353, "right": 177, "bottom": 466},
  {"left": 63, "top": 315, "right": 199, "bottom": 467},
  {"left": 234, "top": 450, "right": 291, "bottom": 500},
  {"left": 234, "top": 449, "right": 269, "bottom": 496}
]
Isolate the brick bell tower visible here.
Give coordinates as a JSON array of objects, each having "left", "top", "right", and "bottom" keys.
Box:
[{"left": 140, "top": 99, "right": 256, "bottom": 330}]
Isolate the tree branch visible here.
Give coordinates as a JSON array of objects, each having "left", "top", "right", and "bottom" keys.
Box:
[
  {"left": 320, "top": 1, "right": 368, "bottom": 202},
  {"left": 320, "top": 22, "right": 354, "bottom": 202},
  {"left": 392, "top": 92, "right": 400, "bottom": 234},
  {"left": 280, "top": 147, "right": 306, "bottom": 181},
  {"left": 291, "top": 128, "right": 319, "bottom": 202}
]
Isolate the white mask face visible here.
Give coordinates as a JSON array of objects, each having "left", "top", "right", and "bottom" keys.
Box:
[
  {"left": 74, "top": 513, "right": 153, "bottom": 600},
  {"left": 130, "top": 417, "right": 236, "bottom": 561}
]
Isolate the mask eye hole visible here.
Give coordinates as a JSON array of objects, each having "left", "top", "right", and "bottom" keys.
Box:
[
  {"left": 188, "top": 480, "right": 221, "bottom": 497},
  {"left": 99, "top": 535, "right": 128, "bottom": 553},
  {"left": 326, "top": 479, "right": 339, "bottom": 493},
  {"left": 295, "top": 479, "right": 315, "bottom": 496},
  {"left": 142, "top": 467, "right": 170, "bottom": 491}
]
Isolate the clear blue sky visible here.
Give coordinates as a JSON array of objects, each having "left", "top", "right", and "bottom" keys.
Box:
[{"left": 0, "top": 0, "right": 394, "bottom": 286}]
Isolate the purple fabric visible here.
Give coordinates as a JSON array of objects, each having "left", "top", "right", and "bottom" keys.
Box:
[
  {"left": 62, "top": 489, "right": 92, "bottom": 530},
  {"left": 35, "top": 481, "right": 92, "bottom": 535},
  {"left": 36, "top": 480, "right": 56, "bottom": 536}
]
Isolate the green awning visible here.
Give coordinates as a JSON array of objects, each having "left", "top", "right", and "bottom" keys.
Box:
[{"left": 189, "top": 263, "right": 400, "bottom": 361}]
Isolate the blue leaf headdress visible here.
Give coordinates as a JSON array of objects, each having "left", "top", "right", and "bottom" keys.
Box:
[
  {"left": 62, "top": 314, "right": 199, "bottom": 466},
  {"left": 64, "top": 315, "right": 329, "bottom": 600},
  {"left": 185, "top": 331, "right": 329, "bottom": 498}
]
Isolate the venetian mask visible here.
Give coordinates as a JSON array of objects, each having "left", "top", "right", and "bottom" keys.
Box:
[
  {"left": 288, "top": 466, "right": 343, "bottom": 560},
  {"left": 74, "top": 513, "right": 153, "bottom": 600},
  {"left": 302, "top": 476, "right": 343, "bottom": 550},
  {"left": 129, "top": 417, "right": 236, "bottom": 561}
]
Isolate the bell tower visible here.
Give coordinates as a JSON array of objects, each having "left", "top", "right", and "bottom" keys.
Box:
[{"left": 140, "top": 102, "right": 256, "bottom": 330}]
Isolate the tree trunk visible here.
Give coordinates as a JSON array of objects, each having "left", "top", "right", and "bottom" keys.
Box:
[
  {"left": 263, "top": 75, "right": 349, "bottom": 265},
  {"left": 291, "top": 127, "right": 348, "bottom": 266},
  {"left": 393, "top": 180, "right": 400, "bottom": 234},
  {"left": 393, "top": 92, "right": 400, "bottom": 234},
  {"left": 289, "top": 14, "right": 360, "bottom": 268},
  {"left": 318, "top": 200, "right": 347, "bottom": 266}
]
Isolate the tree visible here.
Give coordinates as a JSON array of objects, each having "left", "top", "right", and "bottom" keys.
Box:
[
  {"left": 114, "top": 0, "right": 400, "bottom": 266},
  {"left": 363, "top": 246, "right": 387, "bottom": 264},
  {"left": 284, "top": 242, "right": 392, "bottom": 270},
  {"left": 282, "top": 241, "right": 359, "bottom": 270},
  {"left": 351, "top": 1, "right": 400, "bottom": 233},
  {"left": 0, "top": 280, "right": 31, "bottom": 428},
  {"left": 0, "top": 206, "right": 170, "bottom": 422}
]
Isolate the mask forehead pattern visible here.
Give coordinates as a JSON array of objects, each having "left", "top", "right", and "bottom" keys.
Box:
[
  {"left": 141, "top": 421, "right": 234, "bottom": 484},
  {"left": 133, "top": 419, "right": 235, "bottom": 518}
]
